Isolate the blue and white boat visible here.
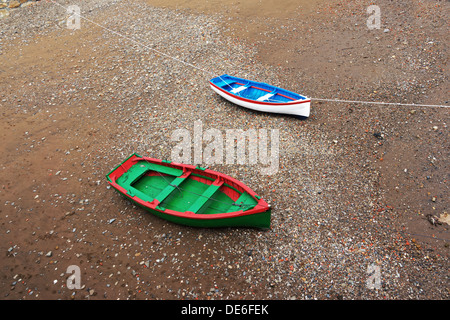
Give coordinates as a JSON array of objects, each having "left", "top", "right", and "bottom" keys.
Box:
[{"left": 209, "top": 74, "right": 310, "bottom": 118}]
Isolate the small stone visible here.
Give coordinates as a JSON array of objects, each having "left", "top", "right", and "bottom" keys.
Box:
[
  {"left": 373, "top": 132, "right": 383, "bottom": 140},
  {"left": 8, "top": 1, "right": 21, "bottom": 9},
  {"left": 46, "top": 251, "right": 52, "bottom": 257},
  {"left": 0, "top": 11, "right": 10, "bottom": 19}
]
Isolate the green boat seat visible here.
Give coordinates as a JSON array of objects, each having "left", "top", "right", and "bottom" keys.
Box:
[
  {"left": 153, "top": 171, "right": 191, "bottom": 204},
  {"left": 226, "top": 192, "right": 257, "bottom": 212},
  {"left": 187, "top": 179, "right": 224, "bottom": 214}
]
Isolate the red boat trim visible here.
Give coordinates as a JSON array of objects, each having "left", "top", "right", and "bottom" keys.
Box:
[
  {"left": 210, "top": 82, "right": 311, "bottom": 106},
  {"left": 107, "top": 154, "right": 270, "bottom": 221}
]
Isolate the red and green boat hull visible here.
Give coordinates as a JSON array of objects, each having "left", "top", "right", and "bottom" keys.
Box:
[{"left": 106, "top": 153, "right": 271, "bottom": 228}]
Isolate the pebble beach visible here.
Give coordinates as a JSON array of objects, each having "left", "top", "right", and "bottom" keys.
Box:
[{"left": 0, "top": 0, "right": 448, "bottom": 301}]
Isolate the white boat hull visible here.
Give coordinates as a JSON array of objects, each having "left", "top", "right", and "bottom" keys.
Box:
[{"left": 210, "top": 83, "right": 310, "bottom": 118}]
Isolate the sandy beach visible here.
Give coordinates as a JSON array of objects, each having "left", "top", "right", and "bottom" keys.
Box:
[{"left": 0, "top": 0, "right": 448, "bottom": 301}]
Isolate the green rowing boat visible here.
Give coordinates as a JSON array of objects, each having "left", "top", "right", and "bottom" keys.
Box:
[{"left": 106, "top": 153, "right": 271, "bottom": 228}]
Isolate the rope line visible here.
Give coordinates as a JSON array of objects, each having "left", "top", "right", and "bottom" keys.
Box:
[
  {"left": 312, "top": 98, "right": 449, "bottom": 109},
  {"left": 48, "top": 0, "right": 216, "bottom": 76}
]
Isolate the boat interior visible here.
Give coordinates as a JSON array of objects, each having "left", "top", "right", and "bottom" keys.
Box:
[
  {"left": 116, "top": 161, "right": 258, "bottom": 215},
  {"left": 211, "top": 75, "right": 305, "bottom": 103}
]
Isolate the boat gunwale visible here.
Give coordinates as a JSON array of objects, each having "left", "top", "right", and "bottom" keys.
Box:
[
  {"left": 106, "top": 153, "right": 270, "bottom": 221},
  {"left": 210, "top": 75, "right": 311, "bottom": 106}
]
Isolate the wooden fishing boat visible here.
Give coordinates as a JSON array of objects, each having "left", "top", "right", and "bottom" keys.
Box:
[
  {"left": 106, "top": 153, "right": 271, "bottom": 228},
  {"left": 210, "top": 74, "right": 311, "bottom": 118}
]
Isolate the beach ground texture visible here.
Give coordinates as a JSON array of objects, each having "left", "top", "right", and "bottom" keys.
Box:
[{"left": 0, "top": 0, "right": 448, "bottom": 300}]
